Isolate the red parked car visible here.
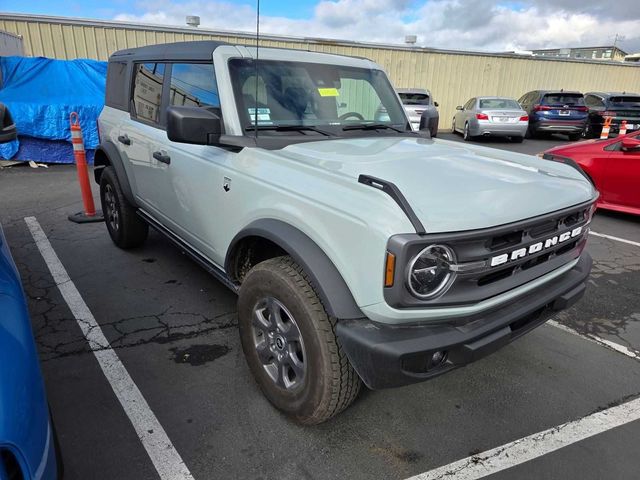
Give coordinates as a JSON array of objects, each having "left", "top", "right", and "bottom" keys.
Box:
[{"left": 542, "top": 131, "right": 640, "bottom": 215}]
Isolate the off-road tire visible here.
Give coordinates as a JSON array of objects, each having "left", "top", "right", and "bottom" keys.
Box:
[
  {"left": 238, "top": 256, "right": 361, "bottom": 424},
  {"left": 99, "top": 166, "right": 148, "bottom": 249}
]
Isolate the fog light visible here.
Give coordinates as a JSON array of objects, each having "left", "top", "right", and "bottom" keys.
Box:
[{"left": 430, "top": 350, "right": 447, "bottom": 367}]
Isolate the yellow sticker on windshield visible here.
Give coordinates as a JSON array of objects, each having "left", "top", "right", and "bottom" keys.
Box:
[{"left": 318, "top": 88, "right": 339, "bottom": 97}]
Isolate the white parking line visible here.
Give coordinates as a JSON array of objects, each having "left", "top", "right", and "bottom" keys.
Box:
[
  {"left": 406, "top": 395, "right": 640, "bottom": 480},
  {"left": 589, "top": 231, "right": 640, "bottom": 248},
  {"left": 548, "top": 320, "right": 640, "bottom": 360},
  {"left": 25, "top": 216, "right": 194, "bottom": 480}
]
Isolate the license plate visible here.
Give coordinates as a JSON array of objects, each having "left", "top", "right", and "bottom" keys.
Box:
[
  {"left": 559, "top": 110, "right": 570, "bottom": 116},
  {"left": 493, "top": 117, "right": 509, "bottom": 122}
]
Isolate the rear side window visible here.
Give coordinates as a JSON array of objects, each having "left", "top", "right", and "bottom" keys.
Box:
[
  {"left": 105, "top": 61, "right": 128, "bottom": 111},
  {"left": 169, "top": 63, "right": 220, "bottom": 108},
  {"left": 542, "top": 94, "right": 585, "bottom": 106},
  {"left": 132, "top": 63, "right": 165, "bottom": 125},
  {"left": 518, "top": 92, "right": 533, "bottom": 104}
]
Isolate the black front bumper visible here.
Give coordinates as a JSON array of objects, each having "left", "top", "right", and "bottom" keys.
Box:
[{"left": 336, "top": 253, "right": 592, "bottom": 390}]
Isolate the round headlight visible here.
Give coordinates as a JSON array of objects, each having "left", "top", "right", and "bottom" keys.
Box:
[{"left": 407, "top": 245, "right": 455, "bottom": 299}]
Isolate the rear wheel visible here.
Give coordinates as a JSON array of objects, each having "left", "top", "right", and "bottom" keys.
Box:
[
  {"left": 238, "top": 256, "right": 361, "bottom": 424},
  {"left": 568, "top": 133, "right": 581, "bottom": 141},
  {"left": 525, "top": 124, "right": 535, "bottom": 139},
  {"left": 510, "top": 136, "right": 524, "bottom": 143},
  {"left": 463, "top": 122, "right": 473, "bottom": 141},
  {"left": 99, "top": 167, "right": 148, "bottom": 249}
]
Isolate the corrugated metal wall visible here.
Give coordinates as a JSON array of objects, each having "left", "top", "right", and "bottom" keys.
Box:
[
  {"left": 0, "top": 29, "right": 24, "bottom": 56},
  {"left": 2, "top": 14, "right": 640, "bottom": 129}
]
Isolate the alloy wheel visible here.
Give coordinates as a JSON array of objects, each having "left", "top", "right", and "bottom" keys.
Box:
[
  {"left": 251, "top": 296, "right": 306, "bottom": 391},
  {"left": 104, "top": 184, "right": 119, "bottom": 232}
]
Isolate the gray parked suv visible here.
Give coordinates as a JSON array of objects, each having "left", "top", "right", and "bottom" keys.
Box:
[
  {"left": 397, "top": 88, "right": 439, "bottom": 136},
  {"left": 95, "top": 41, "right": 597, "bottom": 424}
]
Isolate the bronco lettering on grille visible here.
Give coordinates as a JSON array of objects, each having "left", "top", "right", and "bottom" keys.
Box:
[{"left": 490, "top": 226, "right": 583, "bottom": 267}]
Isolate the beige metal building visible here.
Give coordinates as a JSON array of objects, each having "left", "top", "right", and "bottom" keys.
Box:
[
  {"left": 1, "top": 13, "right": 639, "bottom": 129},
  {"left": 0, "top": 29, "right": 24, "bottom": 56},
  {"left": 531, "top": 46, "right": 628, "bottom": 62}
]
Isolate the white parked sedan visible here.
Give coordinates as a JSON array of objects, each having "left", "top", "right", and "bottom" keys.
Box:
[{"left": 452, "top": 96, "right": 529, "bottom": 142}]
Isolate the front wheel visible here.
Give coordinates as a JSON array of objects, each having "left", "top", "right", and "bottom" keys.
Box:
[{"left": 238, "top": 256, "right": 361, "bottom": 424}]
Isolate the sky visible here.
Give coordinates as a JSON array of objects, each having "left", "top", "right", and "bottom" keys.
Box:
[{"left": 5, "top": 0, "right": 640, "bottom": 54}]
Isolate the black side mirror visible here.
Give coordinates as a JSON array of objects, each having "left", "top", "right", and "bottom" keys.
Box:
[
  {"left": 0, "top": 103, "right": 18, "bottom": 144},
  {"left": 434, "top": 101, "right": 439, "bottom": 108},
  {"left": 166, "top": 106, "right": 222, "bottom": 145},
  {"left": 456, "top": 105, "right": 463, "bottom": 110}
]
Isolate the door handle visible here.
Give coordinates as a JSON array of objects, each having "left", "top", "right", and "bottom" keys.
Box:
[
  {"left": 117, "top": 134, "right": 131, "bottom": 145},
  {"left": 153, "top": 151, "right": 171, "bottom": 165}
]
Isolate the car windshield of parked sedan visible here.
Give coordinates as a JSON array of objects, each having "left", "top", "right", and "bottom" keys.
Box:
[
  {"left": 228, "top": 59, "right": 408, "bottom": 133},
  {"left": 610, "top": 96, "right": 640, "bottom": 108},
  {"left": 479, "top": 99, "right": 520, "bottom": 109},
  {"left": 398, "top": 92, "right": 430, "bottom": 105},
  {"left": 542, "top": 94, "right": 585, "bottom": 106}
]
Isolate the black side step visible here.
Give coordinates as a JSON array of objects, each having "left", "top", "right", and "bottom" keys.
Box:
[
  {"left": 358, "top": 174, "right": 426, "bottom": 234},
  {"left": 137, "top": 210, "right": 239, "bottom": 292}
]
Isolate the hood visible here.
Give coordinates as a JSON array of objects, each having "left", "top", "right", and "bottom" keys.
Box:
[{"left": 276, "top": 136, "right": 595, "bottom": 233}]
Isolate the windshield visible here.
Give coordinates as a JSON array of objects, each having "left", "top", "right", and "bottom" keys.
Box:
[
  {"left": 479, "top": 99, "right": 520, "bottom": 109},
  {"left": 228, "top": 59, "right": 408, "bottom": 133},
  {"left": 542, "top": 94, "right": 585, "bottom": 106},
  {"left": 398, "top": 92, "right": 430, "bottom": 105},
  {"left": 610, "top": 96, "right": 640, "bottom": 108}
]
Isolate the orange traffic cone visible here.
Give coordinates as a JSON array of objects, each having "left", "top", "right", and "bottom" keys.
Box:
[
  {"left": 619, "top": 120, "right": 627, "bottom": 137},
  {"left": 600, "top": 117, "right": 612, "bottom": 139},
  {"left": 68, "top": 112, "right": 104, "bottom": 223}
]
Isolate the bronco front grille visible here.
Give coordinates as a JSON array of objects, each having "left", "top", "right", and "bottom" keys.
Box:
[{"left": 385, "top": 200, "right": 595, "bottom": 309}]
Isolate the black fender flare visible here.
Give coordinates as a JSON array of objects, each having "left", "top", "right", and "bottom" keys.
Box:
[
  {"left": 94, "top": 140, "right": 137, "bottom": 207},
  {"left": 225, "top": 219, "right": 363, "bottom": 319}
]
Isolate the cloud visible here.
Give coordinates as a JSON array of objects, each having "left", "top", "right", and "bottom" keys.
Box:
[{"left": 113, "top": 0, "right": 640, "bottom": 54}]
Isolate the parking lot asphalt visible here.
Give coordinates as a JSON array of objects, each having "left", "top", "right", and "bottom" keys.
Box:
[{"left": 1, "top": 134, "right": 639, "bottom": 480}]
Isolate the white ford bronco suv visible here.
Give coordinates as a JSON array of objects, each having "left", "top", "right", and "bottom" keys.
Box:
[{"left": 95, "top": 41, "right": 597, "bottom": 424}]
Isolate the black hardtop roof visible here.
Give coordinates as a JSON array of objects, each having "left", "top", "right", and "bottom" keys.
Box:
[{"left": 110, "top": 40, "right": 229, "bottom": 62}]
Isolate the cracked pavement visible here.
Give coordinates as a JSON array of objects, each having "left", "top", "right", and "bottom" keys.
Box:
[{"left": 1, "top": 157, "right": 640, "bottom": 480}]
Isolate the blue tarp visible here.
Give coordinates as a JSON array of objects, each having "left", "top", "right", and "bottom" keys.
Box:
[
  {"left": 0, "top": 56, "right": 107, "bottom": 160},
  {"left": 4, "top": 136, "right": 95, "bottom": 164}
]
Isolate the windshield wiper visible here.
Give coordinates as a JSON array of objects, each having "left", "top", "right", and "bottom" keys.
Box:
[
  {"left": 244, "top": 125, "right": 333, "bottom": 136},
  {"left": 342, "top": 123, "right": 407, "bottom": 133}
]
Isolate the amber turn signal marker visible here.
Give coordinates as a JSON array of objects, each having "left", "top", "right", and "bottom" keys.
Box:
[{"left": 384, "top": 252, "right": 396, "bottom": 287}]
